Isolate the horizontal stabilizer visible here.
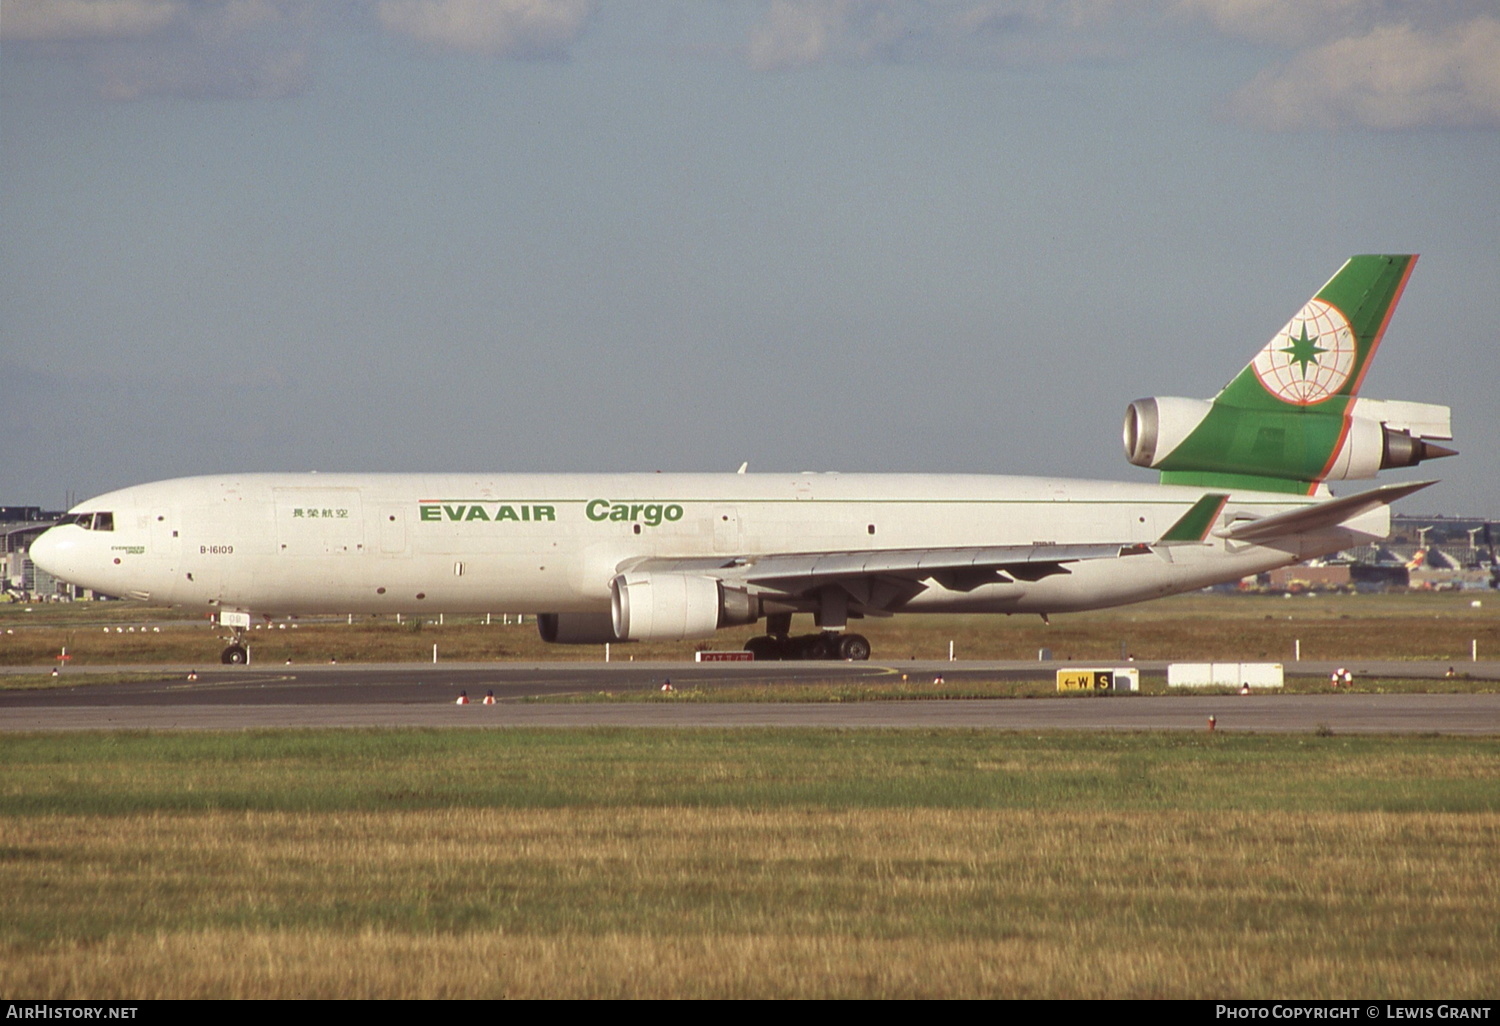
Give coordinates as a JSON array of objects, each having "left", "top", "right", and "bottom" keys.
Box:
[{"left": 1214, "top": 480, "right": 1435, "bottom": 544}]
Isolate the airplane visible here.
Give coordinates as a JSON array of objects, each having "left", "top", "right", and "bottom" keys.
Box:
[{"left": 30, "top": 254, "right": 1456, "bottom": 665}]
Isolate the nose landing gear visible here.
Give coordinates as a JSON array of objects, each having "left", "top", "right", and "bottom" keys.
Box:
[{"left": 217, "top": 610, "right": 252, "bottom": 665}]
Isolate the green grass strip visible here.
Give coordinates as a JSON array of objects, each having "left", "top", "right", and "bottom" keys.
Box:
[{"left": 3, "top": 729, "right": 1498, "bottom": 816}]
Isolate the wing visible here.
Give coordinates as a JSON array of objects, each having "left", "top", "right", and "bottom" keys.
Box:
[
  {"left": 623, "top": 541, "right": 1152, "bottom": 614},
  {"left": 617, "top": 481, "right": 1430, "bottom": 618}
]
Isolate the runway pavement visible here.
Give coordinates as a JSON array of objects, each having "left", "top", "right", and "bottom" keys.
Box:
[{"left": 3, "top": 659, "right": 1499, "bottom": 732}]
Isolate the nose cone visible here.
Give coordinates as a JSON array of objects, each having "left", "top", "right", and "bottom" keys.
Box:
[{"left": 29, "top": 526, "right": 80, "bottom": 584}]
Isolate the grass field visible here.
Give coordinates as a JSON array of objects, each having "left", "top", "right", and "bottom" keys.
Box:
[
  {"left": 3, "top": 729, "right": 1498, "bottom": 998},
  {"left": 3, "top": 591, "right": 1498, "bottom": 666}
]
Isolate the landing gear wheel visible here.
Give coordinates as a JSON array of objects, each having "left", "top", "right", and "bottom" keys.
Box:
[
  {"left": 786, "top": 634, "right": 835, "bottom": 660},
  {"left": 837, "top": 633, "right": 871, "bottom": 661},
  {"left": 744, "top": 636, "right": 779, "bottom": 660},
  {"left": 221, "top": 644, "right": 248, "bottom": 665}
]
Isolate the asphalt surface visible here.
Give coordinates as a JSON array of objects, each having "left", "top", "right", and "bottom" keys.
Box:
[{"left": 3, "top": 659, "right": 1499, "bottom": 732}]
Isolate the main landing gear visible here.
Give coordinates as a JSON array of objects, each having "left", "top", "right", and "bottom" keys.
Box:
[{"left": 744, "top": 613, "right": 871, "bottom": 661}]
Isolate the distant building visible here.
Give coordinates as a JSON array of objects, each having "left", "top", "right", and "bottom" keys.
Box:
[
  {"left": 1, "top": 507, "right": 66, "bottom": 600},
  {"left": 1391, "top": 514, "right": 1498, "bottom": 568},
  {"left": 1266, "top": 564, "right": 1352, "bottom": 592},
  {"left": 1248, "top": 512, "right": 1498, "bottom": 594}
]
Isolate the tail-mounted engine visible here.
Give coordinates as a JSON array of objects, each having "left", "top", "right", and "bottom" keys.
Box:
[{"left": 1124, "top": 395, "right": 1455, "bottom": 484}]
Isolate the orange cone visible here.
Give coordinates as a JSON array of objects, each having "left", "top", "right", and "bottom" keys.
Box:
[
  {"left": 455, "top": 691, "right": 469, "bottom": 705},
  {"left": 482, "top": 691, "right": 496, "bottom": 705}
]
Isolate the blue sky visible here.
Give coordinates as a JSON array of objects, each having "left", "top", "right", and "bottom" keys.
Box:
[{"left": 3, "top": 1, "right": 1497, "bottom": 514}]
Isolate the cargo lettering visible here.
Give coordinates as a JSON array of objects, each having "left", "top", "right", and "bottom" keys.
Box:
[
  {"left": 585, "top": 500, "right": 684, "bottom": 527},
  {"left": 419, "top": 504, "right": 556, "bottom": 523}
]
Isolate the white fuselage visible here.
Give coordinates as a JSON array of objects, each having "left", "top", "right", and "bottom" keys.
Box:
[{"left": 29, "top": 471, "right": 1385, "bottom": 621}]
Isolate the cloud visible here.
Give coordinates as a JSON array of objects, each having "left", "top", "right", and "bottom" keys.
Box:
[
  {"left": 0, "top": 0, "right": 181, "bottom": 41},
  {"left": 1172, "top": 0, "right": 1385, "bottom": 48},
  {"left": 4, "top": 0, "right": 593, "bottom": 102},
  {"left": 376, "top": 0, "right": 593, "bottom": 58},
  {"left": 9, "top": 0, "right": 1498, "bottom": 130},
  {"left": 745, "top": 0, "right": 895, "bottom": 70},
  {"left": 1225, "top": 16, "right": 1500, "bottom": 129},
  {"left": 744, "top": 0, "right": 1122, "bottom": 71},
  {"left": 3, "top": 1, "right": 315, "bottom": 100}
]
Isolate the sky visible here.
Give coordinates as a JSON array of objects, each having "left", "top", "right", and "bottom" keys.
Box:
[{"left": 2, "top": 0, "right": 1497, "bottom": 516}]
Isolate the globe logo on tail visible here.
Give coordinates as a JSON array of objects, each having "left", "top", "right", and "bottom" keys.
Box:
[{"left": 1251, "top": 299, "right": 1356, "bottom": 405}]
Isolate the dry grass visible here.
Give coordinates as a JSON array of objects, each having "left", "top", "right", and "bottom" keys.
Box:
[
  {"left": 4, "top": 728, "right": 1500, "bottom": 998},
  {"left": 3, "top": 806, "right": 1497, "bottom": 998},
  {"left": 11, "top": 927, "right": 1493, "bottom": 1000}
]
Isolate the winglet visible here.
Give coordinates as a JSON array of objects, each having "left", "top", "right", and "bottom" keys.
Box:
[{"left": 1158, "top": 493, "right": 1230, "bottom": 543}]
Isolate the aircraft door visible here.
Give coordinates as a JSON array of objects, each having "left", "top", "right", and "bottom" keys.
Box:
[{"left": 149, "top": 508, "right": 179, "bottom": 561}]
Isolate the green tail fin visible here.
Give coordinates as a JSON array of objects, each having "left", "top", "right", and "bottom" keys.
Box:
[
  {"left": 1154, "top": 255, "right": 1418, "bottom": 494},
  {"left": 1214, "top": 254, "right": 1416, "bottom": 411}
]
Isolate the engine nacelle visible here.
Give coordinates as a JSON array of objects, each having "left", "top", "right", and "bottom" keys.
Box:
[
  {"left": 1123, "top": 397, "right": 1213, "bottom": 469},
  {"left": 537, "top": 612, "right": 620, "bottom": 645},
  {"left": 610, "top": 572, "right": 758, "bottom": 642}
]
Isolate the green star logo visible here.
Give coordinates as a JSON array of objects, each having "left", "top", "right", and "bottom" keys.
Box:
[{"left": 1279, "top": 324, "right": 1327, "bottom": 378}]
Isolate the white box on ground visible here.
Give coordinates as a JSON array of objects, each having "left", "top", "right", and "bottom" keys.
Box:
[
  {"left": 1168, "top": 662, "right": 1284, "bottom": 688},
  {"left": 1238, "top": 663, "right": 1284, "bottom": 688}
]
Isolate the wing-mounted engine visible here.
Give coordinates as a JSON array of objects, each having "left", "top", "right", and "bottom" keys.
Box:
[
  {"left": 610, "top": 572, "right": 759, "bottom": 642},
  {"left": 536, "top": 612, "right": 620, "bottom": 644}
]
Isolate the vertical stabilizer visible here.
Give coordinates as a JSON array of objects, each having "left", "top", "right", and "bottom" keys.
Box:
[
  {"left": 1214, "top": 254, "right": 1416, "bottom": 412},
  {"left": 1121, "top": 255, "right": 1447, "bottom": 495}
]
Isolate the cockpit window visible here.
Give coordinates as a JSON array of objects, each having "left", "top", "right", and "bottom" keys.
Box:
[{"left": 64, "top": 512, "right": 113, "bottom": 530}]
